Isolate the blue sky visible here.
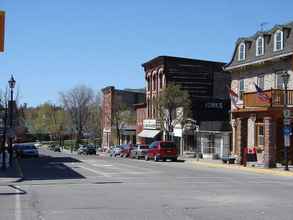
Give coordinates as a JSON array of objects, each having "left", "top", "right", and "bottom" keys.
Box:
[{"left": 1, "top": 0, "right": 293, "bottom": 106}]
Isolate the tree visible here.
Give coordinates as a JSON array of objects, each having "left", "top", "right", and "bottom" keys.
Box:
[
  {"left": 156, "top": 83, "right": 191, "bottom": 141},
  {"left": 24, "top": 102, "right": 67, "bottom": 142},
  {"left": 103, "top": 96, "right": 136, "bottom": 145},
  {"left": 60, "top": 85, "right": 95, "bottom": 146}
]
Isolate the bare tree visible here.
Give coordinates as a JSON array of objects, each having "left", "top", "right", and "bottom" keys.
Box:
[
  {"left": 60, "top": 85, "right": 95, "bottom": 146},
  {"left": 156, "top": 83, "right": 191, "bottom": 141}
]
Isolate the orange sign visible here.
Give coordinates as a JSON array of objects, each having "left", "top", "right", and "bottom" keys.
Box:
[{"left": 0, "top": 11, "right": 5, "bottom": 52}]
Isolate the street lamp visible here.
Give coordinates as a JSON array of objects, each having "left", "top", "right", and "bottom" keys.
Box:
[
  {"left": 8, "top": 75, "right": 16, "bottom": 167},
  {"left": 282, "top": 71, "right": 290, "bottom": 171}
]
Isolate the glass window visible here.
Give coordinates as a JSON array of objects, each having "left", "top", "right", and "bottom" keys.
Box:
[
  {"left": 275, "top": 72, "right": 283, "bottom": 89},
  {"left": 238, "top": 43, "right": 246, "bottom": 61},
  {"left": 274, "top": 30, "right": 283, "bottom": 51},
  {"left": 257, "top": 75, "right": 265, "bottom": 90},
  {"left": 160, "top": 142, "right": 176, "bottom": 148},
  {"left": 239, "top": 79, "right": 245, "bottom": 100},
  {"left": 257, "top": 125, "right": 264, "bottom": 146},
  {"left": 256, "top": 36, "right": 264, "bottom": 56}
]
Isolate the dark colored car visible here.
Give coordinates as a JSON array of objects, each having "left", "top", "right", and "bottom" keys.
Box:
[
  {"left": 130, "top": 144, "right": 149, "bottom": 159},
  {"left": 120, "top": 144, "right": 134, "bottom": 158},
  {"left": 145, "top": 141, "right": 178, "bottom": 162},
  {"left": 14, "top": 144, "right": 39, "bottom": 158},
  {"left": 77, "top": 145, "right": 97, "bottom": 155}
]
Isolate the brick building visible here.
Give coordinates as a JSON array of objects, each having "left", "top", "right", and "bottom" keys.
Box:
[
  {"left": 224, "top": 21, "right": 293, "bottom": 167},
  {"left": 101, "top": 86, "right": 145, "bottom": 149},
  {"left": 140, "top": 56, "right": 231, "bottom": 158}
]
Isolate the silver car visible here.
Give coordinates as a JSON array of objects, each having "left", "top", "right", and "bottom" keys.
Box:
[{"left": 130, "top": 144, "right": 149, "bottom": 159}]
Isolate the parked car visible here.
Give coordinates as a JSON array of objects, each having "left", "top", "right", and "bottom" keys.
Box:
[
  {"left": 120, "top": 144, "right": 134, "bottom": 158},
  {"left": 48, "top": 144, "right": 56, "bottom": 151},
  {"left": 53, "top": 145, "right": 62, "bottom": 152},
  {"left": 130, "top": 144, "right": 149, "bottom": 159},
  {"left": 110, "top": 146, "right": 122, "bottom": 157},
  {"left": 145, "top": 141, "right": 178, "bottom": 162},
  {"left": 14, "top": 144, "right": 39, "bottom": 158},
  {"left": 77, "top": 144, "right": 96, "bottom": 155}
]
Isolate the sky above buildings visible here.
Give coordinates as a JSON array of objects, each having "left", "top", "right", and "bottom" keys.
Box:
[{"left": 1, "top": 0, "right": 293, "bottom": 106}]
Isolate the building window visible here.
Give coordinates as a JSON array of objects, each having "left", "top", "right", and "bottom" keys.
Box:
[
  {"left": 159, "top": 74, "right": 163, "bottom": 89},
  {"left": 274, "top": 30, "right": 283, "bottom": 51},
  {"left": 257, "top": 75, "right": 265, "bottom": 90},
  {"left": 153, "top": 75, "right": 156, "bottom": 91},
  {"left": 256, "top": 36, "right": 264, "bottom": 56},
  {"left": 238, "top": 42, "right": 246, "bottom": 61},
  {"left": 257, "top": 125, "right": 264, "bottom": 147},
  {"left": 239, "top": 79, "right": 245, "bottom": 100},
  {"left": 275, "top": 71, "right": 283, "bottom": 89},
  {"left": 147, "top": 77, "right": 151, "bottom": 91}
]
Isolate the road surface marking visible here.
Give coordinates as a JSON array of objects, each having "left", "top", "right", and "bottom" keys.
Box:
[
  {"left": 78, "top": 165, "right": 112, "bottom": 177},
  {"left": 15, "top": 185, "right": 21, "bottom": 220}
]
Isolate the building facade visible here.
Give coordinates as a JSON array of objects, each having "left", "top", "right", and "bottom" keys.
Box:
[
  {"left": 101, "top": 86, "right": 145, "bottom": 149},
  {"left": 140, "top": 56, "right": 231, "bottom": 158},
  {"left": 224, "top": 22, "right": 293, "bottom": 167}
]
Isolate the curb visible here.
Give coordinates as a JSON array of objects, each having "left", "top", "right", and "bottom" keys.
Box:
[{"left": 190, "top": 161, "right": 293, "bottom": 177}]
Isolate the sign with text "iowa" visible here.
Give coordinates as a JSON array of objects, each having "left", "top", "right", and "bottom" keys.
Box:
[{"left": 0, "top": 11, "right": 5, "bottom": 52}]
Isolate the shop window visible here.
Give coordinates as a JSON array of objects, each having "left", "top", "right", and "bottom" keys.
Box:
[{"left": 257, "top": 125, "right": 264, "bottom": 147}]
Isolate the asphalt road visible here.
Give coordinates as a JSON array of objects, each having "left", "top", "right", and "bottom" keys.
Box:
[{"left": 1, "top": 148, "right": 293, "bottom": 220}]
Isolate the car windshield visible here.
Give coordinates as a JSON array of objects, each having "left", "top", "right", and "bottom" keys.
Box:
[{"left": 160, "top": 142, "right": 176, "bottom": 148}]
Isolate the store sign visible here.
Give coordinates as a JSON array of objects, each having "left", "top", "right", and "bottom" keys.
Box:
[
  {"left": 205, "top": 102, "right": 223, "bottom": 109},
  {"left": 0, "top": 11, "right": 4, "bottom": 52},
  {"left": 143, "top": 119, "right": 160, "bottom": 130}
]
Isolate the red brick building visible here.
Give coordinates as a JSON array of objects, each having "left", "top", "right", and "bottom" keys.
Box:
[
  {"left": 134, "top": 103, "right": 147, "bottom": 144},
  {"left": 101, "top": 86, "right": 145, "bottom": 149}
]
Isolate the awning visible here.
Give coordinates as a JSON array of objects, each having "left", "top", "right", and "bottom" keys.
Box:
[{"left": 138, "top": 130, "right": 161, "bottom": 138}]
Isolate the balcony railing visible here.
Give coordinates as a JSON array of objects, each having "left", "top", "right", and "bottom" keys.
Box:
[{"left": 243, "top": 89, "right": 293, "bottom": 108}]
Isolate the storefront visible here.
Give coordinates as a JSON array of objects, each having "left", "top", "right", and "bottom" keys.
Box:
[{"left": 137, "top": 119, "right": 161, "bottom": 144}]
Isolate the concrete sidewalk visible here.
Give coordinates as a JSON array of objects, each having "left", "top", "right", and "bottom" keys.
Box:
[
  {"left": 180, "top": 157, "right": 293, "bottom": 177},
  {"left": 0, "top": 158, "right": 23, "bottom": 184}
]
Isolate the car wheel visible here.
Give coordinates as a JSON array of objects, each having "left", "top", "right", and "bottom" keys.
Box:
[
  {"left": 162, "top": 158, "right": 166, "bottom": 162},
  {"left": 145, "top": 155, "right": 149, "bottom": 161}
]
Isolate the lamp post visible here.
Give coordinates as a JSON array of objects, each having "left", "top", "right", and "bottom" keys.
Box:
[
  {"left": 282, "top": 71, "right": 290, "bottom": 171},
  {"left": 8, "top": 75, "right": 16, "bottom": 167}
]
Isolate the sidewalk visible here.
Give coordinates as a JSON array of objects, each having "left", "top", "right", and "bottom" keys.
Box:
[
  {"left": 0, "top": 158, "right": 23, "bottom": 184},
  {"left": 179, "top": 157, "right": 293, "bottom": 177}
]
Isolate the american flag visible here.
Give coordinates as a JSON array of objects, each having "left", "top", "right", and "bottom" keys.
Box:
[
  {"left": 227, "top": 85, "right": 239, "bottom": 109},
  {"left": 254, "top": 83, "right": 271, "bottom": 103}
]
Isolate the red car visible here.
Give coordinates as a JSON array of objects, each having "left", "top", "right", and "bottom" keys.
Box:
[
  {"left": 120, "top": 143, "right": 134, "bottom": 158},
  {"left": 145, "top": 141, "right": 178, "bottom": 162}
]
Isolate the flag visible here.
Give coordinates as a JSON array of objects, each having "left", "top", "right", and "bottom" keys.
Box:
[
  {"left": 254, "top": 83, "right": 271, "bottom": 103},
  {"left": 227, "top": 85, "right": 239, "bottom": 109}
]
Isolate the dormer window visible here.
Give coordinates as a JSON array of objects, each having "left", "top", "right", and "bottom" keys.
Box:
[
  {"left": 238, "top": 42, "right": 246, "bottom": 61},
  {"left": 274, "top": 30, "right": 283, "bottom": 51},
  {"left": 256, "top": 36, "right": 264, "bottom": 56}
]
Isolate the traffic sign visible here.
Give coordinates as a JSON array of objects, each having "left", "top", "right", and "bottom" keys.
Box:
[
  {"left": 284, "top": 118, "right": 291, "bottom": 125},
  {"left": 284, "top": 134, "right": 290, "bottom": 147},
  {"left": 283, "top": 127, "right": 292, "bottom": 135},
  {"left": 283, "top": 109, "right": 291, "bottom": 118}
]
